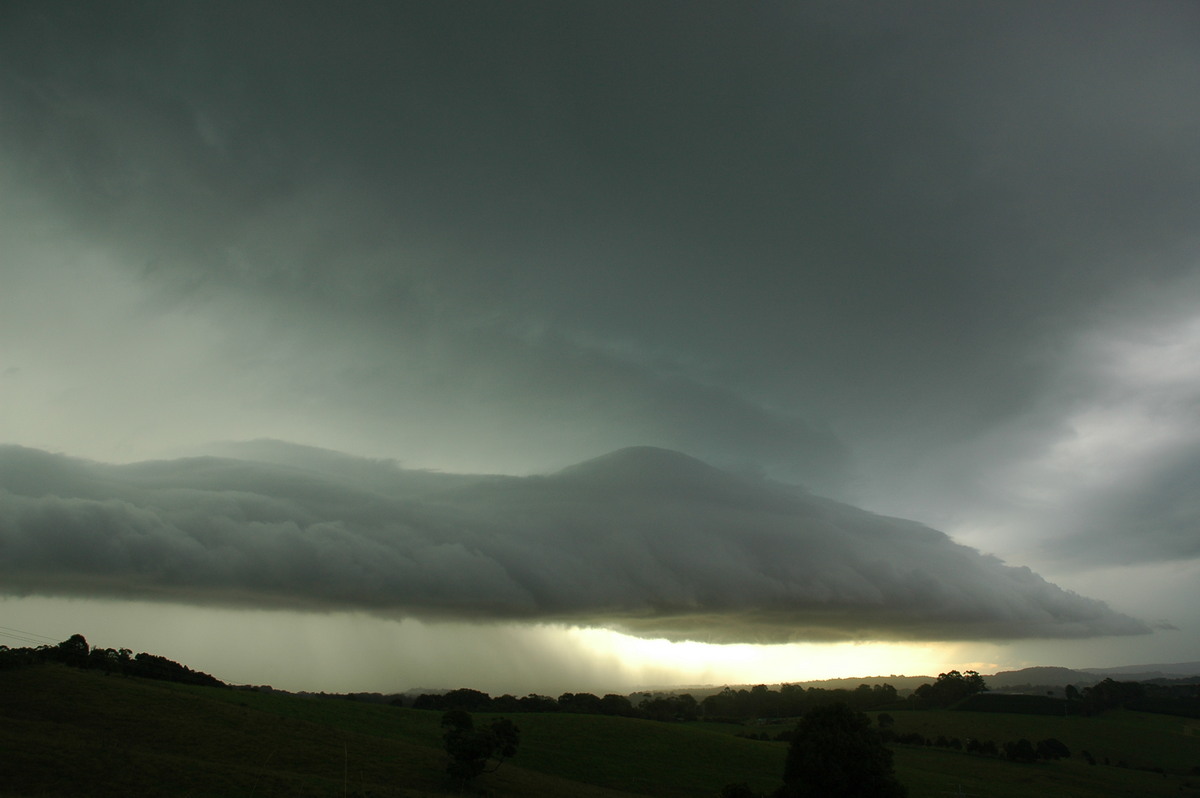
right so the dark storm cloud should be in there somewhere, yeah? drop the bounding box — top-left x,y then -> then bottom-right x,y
3,0 -> 1200,578
4,4 -> 1197,432
0,0 -> 856,481
0,444 -> 1148,643
1043,447 -> 1200,567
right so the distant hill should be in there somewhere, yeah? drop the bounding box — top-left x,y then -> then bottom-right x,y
696,662 -> 1200,697
970,661 -> 1200,690
985,666 -> 1100,689
1083,662 -> 1200,680
773,675 -> 934,693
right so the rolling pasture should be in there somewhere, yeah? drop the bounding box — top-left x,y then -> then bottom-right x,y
2,664 -> 1198,797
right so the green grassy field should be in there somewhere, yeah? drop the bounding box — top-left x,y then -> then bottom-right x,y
740,707 -> 1200,798
0,665 -> 777,797
891,706 -> 1200,798
2,664 -> 1198,797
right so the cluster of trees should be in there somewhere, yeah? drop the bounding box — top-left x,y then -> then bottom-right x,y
411,686 -> 694,720
907,670 -> 988,708
412,672 -> 990,727
1003,737 -> 1071,762
0,634 -> 224,688
701,682 -> 898,721
1066,678 -> 1200,718
879,721 -> 1069,762
693,671 -> 987,723
410,682 -> 908,723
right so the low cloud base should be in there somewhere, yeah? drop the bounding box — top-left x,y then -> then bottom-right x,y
0,443 -> 1148,643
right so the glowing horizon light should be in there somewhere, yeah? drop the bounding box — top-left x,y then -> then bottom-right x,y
563,626 -> 1009,688
2,595 -> 1022,696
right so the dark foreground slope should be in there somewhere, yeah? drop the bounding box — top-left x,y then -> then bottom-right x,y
887,707 -> 1200,797
0,664 -> 781,797
3,663 -> 1199,797
729,705 -> 1200,798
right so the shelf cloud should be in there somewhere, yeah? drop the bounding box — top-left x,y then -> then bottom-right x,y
0,443 -> 1147,644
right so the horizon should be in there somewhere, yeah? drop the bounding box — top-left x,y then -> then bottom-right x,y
3,2 -> 1199,696
9,622 -> 1198,699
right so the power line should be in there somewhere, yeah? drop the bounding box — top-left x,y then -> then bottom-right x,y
0,624 -> 59,641
0,625 -> 62,647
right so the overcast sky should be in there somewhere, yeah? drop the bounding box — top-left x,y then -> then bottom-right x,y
2,1 -> 1199,694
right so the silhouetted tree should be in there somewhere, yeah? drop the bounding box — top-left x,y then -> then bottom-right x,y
492,693 -> 522,712
599,693 -> 636,716
127,652 -> 223,687
1003,738 -> 1037,762
702,687 -> 743,718
1034,738 -> 1070,760
441,687 -> 494,712
870,683 -> 899,705
55,634 -> 89,667
910,670 -> 987,708
558,691 -> 602,714
412,693 -> 445,710
703,682 -> 902,722
440,710 -> 519,785
517,693 -> 558,712
1082,678 -> 1146,713
640,693 -> 699,722
779,703 -> 906,797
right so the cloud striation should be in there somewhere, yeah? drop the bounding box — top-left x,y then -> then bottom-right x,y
0,443 -> 1147,644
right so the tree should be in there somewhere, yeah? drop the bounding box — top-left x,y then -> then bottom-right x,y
1082,678 -> 1145,712
441,710 -> 519,785
1036,738 -> 1070,760
1003,738 -> 1037,763
779,703 -> 906,797
55,634 -> 89,667
518,693 -> 559,712
910,670 -> 987,708
872,683 -> 899,705
441,687 -> 494,712
639,693 -> 699,722
492,693 -> 522,712
558,691 -> 602,714
598,693 -> 636,716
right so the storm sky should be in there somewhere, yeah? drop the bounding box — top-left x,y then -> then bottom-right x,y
2,1 -> 1199,693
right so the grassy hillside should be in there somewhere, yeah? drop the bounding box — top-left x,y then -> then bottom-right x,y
888,707 -> 1200,798
740,707 -> 1200,798
0,664 -> 779,797
3,664 -> 1199,797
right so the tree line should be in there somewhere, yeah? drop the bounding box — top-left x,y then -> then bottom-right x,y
408,681 -> 907,722
0,634 -> 225,688
410,670 -> 997,723
878,718 -> 1071,764
1067,677 -> 1200,718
